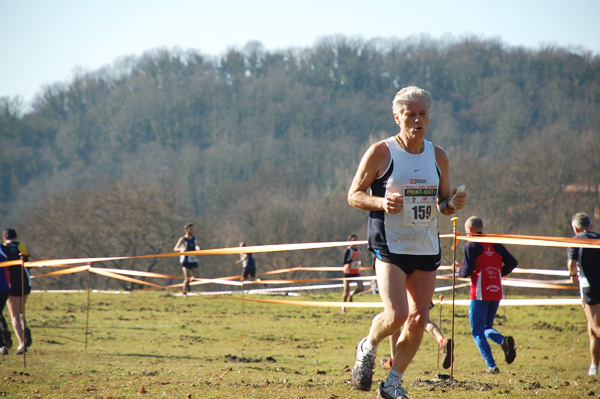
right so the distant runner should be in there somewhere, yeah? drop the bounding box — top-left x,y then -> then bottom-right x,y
174,223 -> 200,294
341,234 -> 364,313
567,212 -> 600,376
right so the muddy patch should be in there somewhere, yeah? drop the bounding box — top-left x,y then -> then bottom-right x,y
412,374 -> 496,391
224,354 -> 277,363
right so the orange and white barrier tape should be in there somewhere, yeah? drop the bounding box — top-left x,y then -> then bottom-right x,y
511,268 -> 569,276
502,278 -> 575,290
222,296 -> 583,308
2,234 -> 598,270
0,234 -> 594,305
457,233 -> 600,248
0,240 -> 367,269
29,263 -> 579,292
202,281 -> 472,297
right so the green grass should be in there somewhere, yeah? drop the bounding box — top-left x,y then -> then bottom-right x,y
0,290 -> 597,398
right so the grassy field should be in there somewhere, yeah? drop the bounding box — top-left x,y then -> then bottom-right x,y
0,289 -> 596,399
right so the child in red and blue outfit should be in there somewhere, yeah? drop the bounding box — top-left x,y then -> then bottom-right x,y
458,216 -> 518,373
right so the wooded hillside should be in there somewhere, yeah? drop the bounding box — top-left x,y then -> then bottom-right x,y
1,35 -> 598,289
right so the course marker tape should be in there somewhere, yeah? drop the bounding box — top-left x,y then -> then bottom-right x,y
511,268 -> 569,276
3,234 -> 597,270
201,282 -> 472,296
224,297 -> 583,308
0,240 -> 367,269
458,233 -> 600,248
3,235 -> 589,301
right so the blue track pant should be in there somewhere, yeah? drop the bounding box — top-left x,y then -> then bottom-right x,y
469,299 -> 505,368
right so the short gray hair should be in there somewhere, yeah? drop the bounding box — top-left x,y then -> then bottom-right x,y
572,212 -> 592,230
465,216 -> 483,231
392,86 -> 432,115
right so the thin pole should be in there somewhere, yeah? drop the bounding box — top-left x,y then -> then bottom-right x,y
85,262 -> 92,349
450,217 -> 459,380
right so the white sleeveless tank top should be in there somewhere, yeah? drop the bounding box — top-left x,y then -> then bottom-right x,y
380,136 -> 440,255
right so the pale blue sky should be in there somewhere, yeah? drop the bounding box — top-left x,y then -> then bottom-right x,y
1,0 -> 599,109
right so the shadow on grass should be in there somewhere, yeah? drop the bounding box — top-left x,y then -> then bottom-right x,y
36,325 -> 158,332
102,353 -> 204,360
44,334 -> 85,344
89,325 -> 160,331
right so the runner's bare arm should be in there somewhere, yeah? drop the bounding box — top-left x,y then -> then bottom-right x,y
174,237 -> 184,251
348,142 -> 403,214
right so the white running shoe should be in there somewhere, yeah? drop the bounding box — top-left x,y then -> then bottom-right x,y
351,337 -> 376,391
589,365 -> 598,376
377,380 -> 409,399
15,344 -> 26,355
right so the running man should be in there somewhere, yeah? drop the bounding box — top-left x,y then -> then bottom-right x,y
237,242 -> 256,282
3,228 -> 43,355
0,245 -> 11,355
347,86 -> 466,399
342,234 -> 364,313
567,212 -> 600,376
174,223 -> 201,294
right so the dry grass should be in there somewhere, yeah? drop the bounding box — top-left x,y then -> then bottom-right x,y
0,290 -> 597,398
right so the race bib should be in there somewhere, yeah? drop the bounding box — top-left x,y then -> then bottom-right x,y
187,255 -> 198,263
403,185 -> 438,227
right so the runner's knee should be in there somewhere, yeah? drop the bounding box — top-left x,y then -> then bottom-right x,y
405,312 -> 429,332
383,308 -> 408,332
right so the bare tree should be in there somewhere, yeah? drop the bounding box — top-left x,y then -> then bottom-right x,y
19,176 -> 192,290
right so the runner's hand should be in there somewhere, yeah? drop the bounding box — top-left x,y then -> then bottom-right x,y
383,192 -> 403,214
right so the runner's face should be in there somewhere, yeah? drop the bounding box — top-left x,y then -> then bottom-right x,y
396,101 -> 429,138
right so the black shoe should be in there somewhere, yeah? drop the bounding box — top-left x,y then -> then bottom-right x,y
501,336 -> 516,364
24,327 -> 32,348
2,330 -> 12,349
